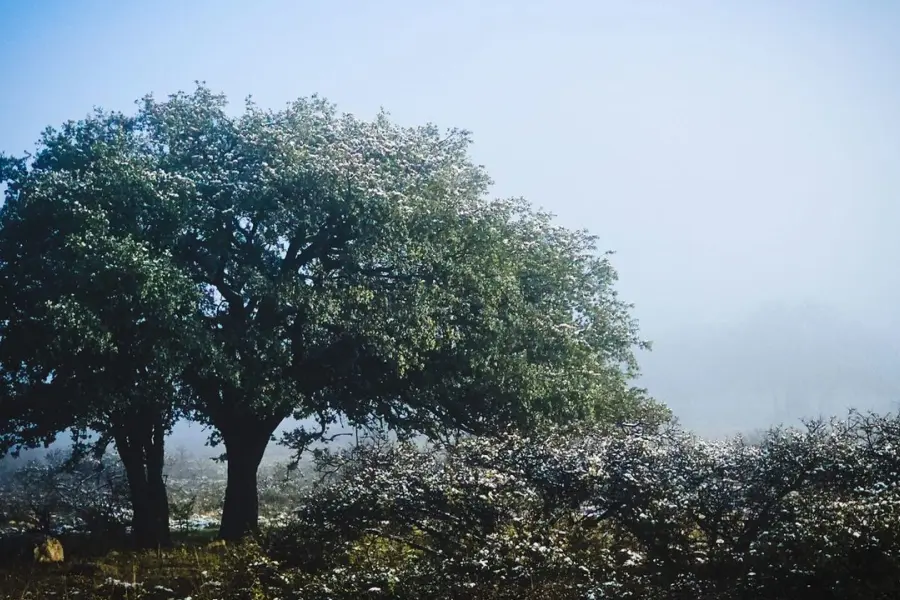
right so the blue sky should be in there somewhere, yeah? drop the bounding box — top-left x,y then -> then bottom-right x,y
3,0 -> 900,438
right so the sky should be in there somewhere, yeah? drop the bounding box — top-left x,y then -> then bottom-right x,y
2,0 -> 900,441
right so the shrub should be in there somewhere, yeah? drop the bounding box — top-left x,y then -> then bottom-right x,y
267,413 -> 900,599
0,449 -> 131,537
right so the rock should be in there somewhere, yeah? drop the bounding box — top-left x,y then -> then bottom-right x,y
34,536 -> 64,563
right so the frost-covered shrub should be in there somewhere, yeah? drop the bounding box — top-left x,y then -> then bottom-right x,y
0,449 -> 130,537
257,460 -> 312,523
269,413 -> 900,599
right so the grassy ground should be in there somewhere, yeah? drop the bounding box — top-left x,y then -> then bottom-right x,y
0,529 -> 227,600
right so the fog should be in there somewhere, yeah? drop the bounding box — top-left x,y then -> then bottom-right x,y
2,0 -> 899,456
639,302 -> 900,436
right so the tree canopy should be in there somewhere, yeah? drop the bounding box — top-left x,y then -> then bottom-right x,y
0,84 -> 667,540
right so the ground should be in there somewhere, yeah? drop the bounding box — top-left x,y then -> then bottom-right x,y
0,529 -> 226,600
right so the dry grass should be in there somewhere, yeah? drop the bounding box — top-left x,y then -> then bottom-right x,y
0,530 -> 226,600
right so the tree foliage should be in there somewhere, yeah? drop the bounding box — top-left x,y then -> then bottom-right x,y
0,123 -> 200,547
0,84 -> 664,539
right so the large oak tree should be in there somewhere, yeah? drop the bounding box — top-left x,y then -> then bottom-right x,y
0,85 -> 667,540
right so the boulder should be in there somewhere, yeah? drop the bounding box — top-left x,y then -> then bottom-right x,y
33,536 -> 64,563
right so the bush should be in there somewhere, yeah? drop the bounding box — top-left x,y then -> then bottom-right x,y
5,412 -> 900,599
0,449 -> 131,538
263,413 -> 900,599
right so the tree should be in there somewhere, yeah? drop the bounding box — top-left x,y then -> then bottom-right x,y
1,84 -> 666,539
0,133 -> 199,548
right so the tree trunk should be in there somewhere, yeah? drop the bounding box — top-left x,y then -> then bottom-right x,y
218,424 -> 273,541
145,415 -> 171,547
114,414 -> 172,549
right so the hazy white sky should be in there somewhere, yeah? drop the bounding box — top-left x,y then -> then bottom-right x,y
3,0 -> 899,437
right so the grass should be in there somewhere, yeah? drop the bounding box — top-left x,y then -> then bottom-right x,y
0,529 -> 227,600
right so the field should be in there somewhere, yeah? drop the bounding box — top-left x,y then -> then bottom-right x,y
2,418 -> 900,600
2,530 -> 223,599
0,450 -> 302,599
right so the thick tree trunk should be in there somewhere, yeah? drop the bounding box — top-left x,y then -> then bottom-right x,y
218,425 -> 272,541
114,415 -> 172,549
